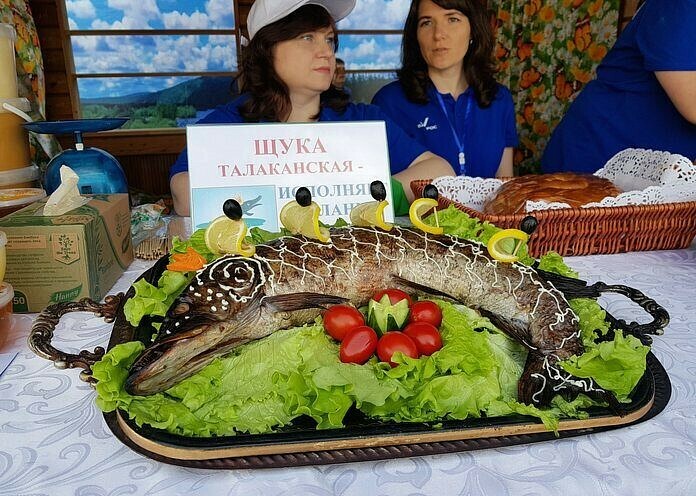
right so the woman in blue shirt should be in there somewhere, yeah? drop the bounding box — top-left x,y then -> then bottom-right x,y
170,0 -> 454,216
372,0 -> 518,178
542,0 -> 696,173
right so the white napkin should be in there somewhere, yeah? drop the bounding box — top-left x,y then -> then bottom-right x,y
42,165 -> 91,216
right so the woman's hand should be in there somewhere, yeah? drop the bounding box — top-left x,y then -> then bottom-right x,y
655,71 -> 696,124
393,151 -> 456,203
170,172 -> 191,216
496,147 -> 514,177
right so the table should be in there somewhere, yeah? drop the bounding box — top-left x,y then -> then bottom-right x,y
1,244 -> 695,496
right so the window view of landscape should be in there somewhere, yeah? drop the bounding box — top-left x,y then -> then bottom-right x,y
65,0 -> 408,129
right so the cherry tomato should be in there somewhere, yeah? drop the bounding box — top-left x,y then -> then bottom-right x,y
340,326 -> 378,364
377,331 -> 419,367
403,322 -> 443,356
323,304 -> 365,341
372,288 -> 413,306
408,300 -> 443,328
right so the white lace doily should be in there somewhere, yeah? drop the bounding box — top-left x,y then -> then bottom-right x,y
432,148 -> 696,213
431,176 -> 503,211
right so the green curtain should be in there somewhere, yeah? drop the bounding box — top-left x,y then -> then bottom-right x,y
490,0 -> 620,174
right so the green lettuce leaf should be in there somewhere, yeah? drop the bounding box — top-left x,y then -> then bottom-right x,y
122,270 -> 190,327
171,229 -> 215,261
559,330 -> 649,401
428,206 -> 532,264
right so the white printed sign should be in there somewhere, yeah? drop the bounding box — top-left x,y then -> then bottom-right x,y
186,121 -> 394,231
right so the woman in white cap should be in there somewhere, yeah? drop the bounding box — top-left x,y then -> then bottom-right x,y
169,0 -> 455,216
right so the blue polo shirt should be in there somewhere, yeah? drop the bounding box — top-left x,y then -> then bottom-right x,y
170,95 -> 427,177
372,81 -> 518,178
542,0 -> 696,173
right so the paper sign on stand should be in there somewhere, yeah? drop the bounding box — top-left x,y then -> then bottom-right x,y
186,122 -> 394,230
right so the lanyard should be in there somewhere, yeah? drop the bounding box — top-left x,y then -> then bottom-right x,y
435,91 -> 472,175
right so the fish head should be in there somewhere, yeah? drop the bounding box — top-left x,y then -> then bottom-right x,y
157,256 -> 269,341
126,256 -> 269,395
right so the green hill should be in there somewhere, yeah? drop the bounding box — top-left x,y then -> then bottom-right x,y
82,76 -> 237,109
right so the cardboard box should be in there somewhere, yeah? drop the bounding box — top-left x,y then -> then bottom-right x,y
0,194 -> 133,312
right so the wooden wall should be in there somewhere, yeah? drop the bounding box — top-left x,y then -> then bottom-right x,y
26,0 -> 642,199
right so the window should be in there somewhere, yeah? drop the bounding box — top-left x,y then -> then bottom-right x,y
334,1 -> 410,104
62,0 -> 407,129
64,0 -> 237,129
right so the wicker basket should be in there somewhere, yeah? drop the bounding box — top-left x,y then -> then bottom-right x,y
411,179 -> 696,257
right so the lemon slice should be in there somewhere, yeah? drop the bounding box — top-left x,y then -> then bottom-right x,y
487,229 -> 529,263
279,200 -> 330,243
409,198 -> 443,235
204,215 -> 256,257
350,200 -> 393,231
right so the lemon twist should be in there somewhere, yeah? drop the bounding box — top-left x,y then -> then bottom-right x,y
204,215 -> 256,257
279,200 -> 330,243
487,229 -> 528,263
350,200 -> 393,231
409,198 -> 443,235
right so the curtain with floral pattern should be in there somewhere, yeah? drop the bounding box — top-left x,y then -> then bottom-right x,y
490,0 -> 620,174
1,0 -> 45,114
1,0 -> 61,169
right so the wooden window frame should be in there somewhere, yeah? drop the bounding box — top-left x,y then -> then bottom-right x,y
57,0 -> 243,154
57,0 -> 403,155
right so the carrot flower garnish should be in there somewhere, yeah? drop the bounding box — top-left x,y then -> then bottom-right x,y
166,246 -> 207,272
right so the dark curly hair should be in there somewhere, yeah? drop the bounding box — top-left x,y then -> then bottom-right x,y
238,5 -> 349,122
398,0 -> 498,107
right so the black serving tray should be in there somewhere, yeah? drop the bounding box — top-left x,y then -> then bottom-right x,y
97,256 -> 671,469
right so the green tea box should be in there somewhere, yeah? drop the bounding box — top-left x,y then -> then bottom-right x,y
0,194 -> 133,312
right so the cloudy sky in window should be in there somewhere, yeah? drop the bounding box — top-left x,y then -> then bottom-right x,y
66,0 -> 408,98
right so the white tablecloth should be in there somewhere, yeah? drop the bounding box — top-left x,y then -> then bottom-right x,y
1,244 -> 695,496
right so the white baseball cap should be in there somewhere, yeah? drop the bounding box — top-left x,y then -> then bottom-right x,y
246,0 -> 356,40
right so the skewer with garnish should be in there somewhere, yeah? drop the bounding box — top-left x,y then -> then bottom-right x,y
487,216 -> 538,263
349,180 -> 393,231
279,187 -> 330,242
409,184 -> 444,235
204,198 -> 256,257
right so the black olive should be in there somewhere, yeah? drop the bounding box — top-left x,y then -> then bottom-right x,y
295,187 -> 312,207
370,180 -> 387,201
223,199 -> 243,220
423,184 -> 439,200
520,215 -> 538,235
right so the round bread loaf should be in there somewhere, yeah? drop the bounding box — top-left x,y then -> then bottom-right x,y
482,172 -> 621,215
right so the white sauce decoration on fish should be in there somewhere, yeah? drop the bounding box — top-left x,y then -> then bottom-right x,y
126,226 -> 608,408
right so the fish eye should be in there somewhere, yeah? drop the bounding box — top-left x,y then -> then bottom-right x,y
172,302 -> 190,316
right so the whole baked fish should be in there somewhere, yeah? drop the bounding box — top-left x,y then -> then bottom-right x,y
126,226 -> 606,405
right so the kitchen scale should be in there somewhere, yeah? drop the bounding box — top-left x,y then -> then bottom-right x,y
23,118 -> 129,195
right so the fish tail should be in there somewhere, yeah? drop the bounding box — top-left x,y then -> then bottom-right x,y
519,353 -> 615,408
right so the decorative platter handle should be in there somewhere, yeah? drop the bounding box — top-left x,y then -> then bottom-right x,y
536,268 -> 670,345
590,282 -> 670,345
27,294 -> 125,384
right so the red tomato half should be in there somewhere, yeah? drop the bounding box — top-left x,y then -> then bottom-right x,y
340,326 -> 378,364
372,288 -> 413,306
323,304 -> 365,341
403,322 -> 443,356
408,300 -> 443,328
377,331 -> 419,367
